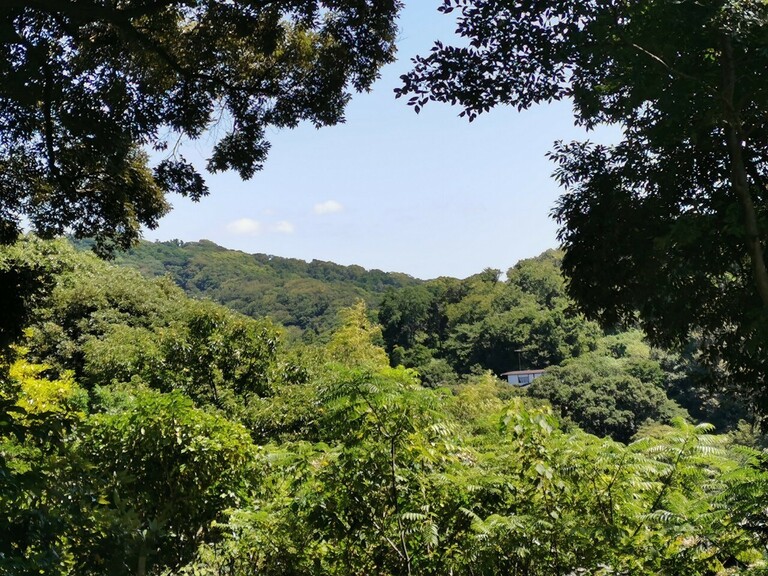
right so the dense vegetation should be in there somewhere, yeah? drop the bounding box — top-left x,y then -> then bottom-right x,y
3,237 -> 767,575
104,238 -> 746,439
4,2 -> 768,573
378,251 -> 600,377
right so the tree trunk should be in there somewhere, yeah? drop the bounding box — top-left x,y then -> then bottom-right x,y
721,35 -> 768,306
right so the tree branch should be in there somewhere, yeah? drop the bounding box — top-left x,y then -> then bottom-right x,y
390,435 -> 412,576
10,29 -> 60,179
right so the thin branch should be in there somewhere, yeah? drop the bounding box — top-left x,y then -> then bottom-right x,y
601,448 -> 630,529
629,42 -> 718,97
721,33 -> 768,306
371,518 -> 406,561
11,29 -> 60,178
630,436 -> 690,541
390,435 -> 412,576
41,52 -> 58,178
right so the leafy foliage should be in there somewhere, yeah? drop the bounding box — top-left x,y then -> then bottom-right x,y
3,238 -> 767,575
175,392 -> 768,576
77,389 -> 259,574
0,355 -> 86,576
0,237 -> 72,358
380,250 -> 601,377
528,350 -> 687,443
84,237 -> 744,433
1,238 -> 292,436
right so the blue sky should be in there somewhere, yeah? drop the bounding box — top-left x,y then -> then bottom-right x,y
148,2 -> 615,280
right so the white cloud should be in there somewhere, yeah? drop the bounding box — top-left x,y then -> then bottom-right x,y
226,218 -> 262,235
226,217 -> 296,236
272,220 -> 295,234
314,200 -> 344,215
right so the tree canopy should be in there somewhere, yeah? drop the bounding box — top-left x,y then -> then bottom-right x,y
399,0 -> 768,411
0,0 -> 401,252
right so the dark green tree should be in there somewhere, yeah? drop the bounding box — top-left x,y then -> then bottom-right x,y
528,354 -> 687,443
7,239 -> 286,424
506,249 -> 565,309
153,300 -> 280,406
0,0 -> 401,251
439,254 -> 599,374
0,237 -> 70,355
399,0 -> 768,410
376,249 -> 599,377
378,286 -> 435,352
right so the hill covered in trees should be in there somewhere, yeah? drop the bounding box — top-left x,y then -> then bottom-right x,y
72,238 -> 422,338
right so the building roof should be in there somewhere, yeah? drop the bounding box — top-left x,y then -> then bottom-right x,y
499,368 -> 547,376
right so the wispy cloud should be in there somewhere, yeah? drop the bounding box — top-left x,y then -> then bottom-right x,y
314,200 -> 344,215
272,220 -> 295,234
226,218 -> 262,235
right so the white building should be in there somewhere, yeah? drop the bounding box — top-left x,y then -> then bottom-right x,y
500,368 -> 547,386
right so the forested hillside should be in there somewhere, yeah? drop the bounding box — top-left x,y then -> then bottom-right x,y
3,237 -> 768,575
72,238 -> 421,338
90,238 -> 747,439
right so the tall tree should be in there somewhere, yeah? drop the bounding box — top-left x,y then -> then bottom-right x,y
399,1 -> 768,407
0,0 -> 401,252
